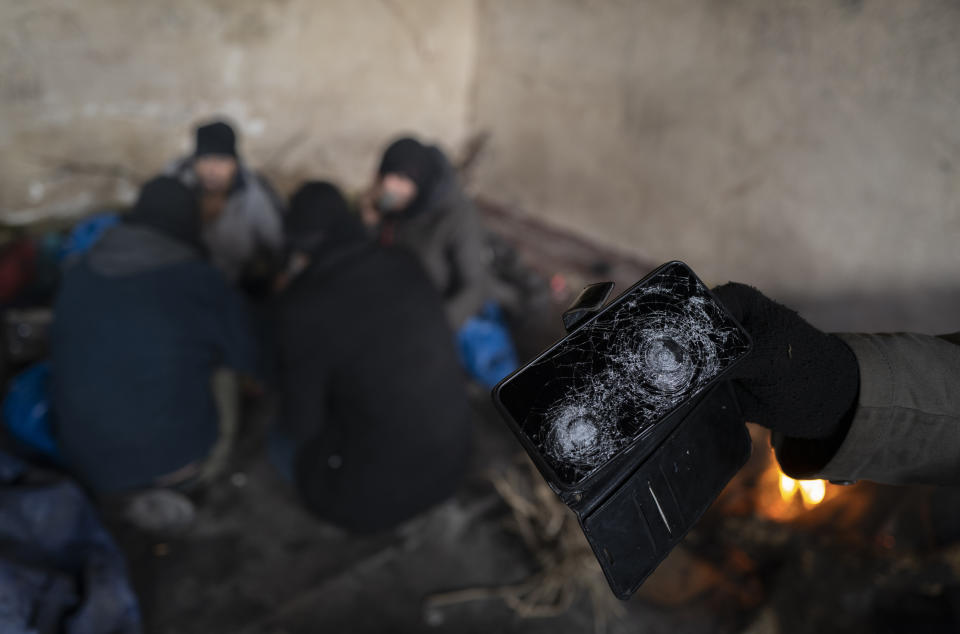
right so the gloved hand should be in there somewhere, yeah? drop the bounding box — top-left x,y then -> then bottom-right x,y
712,283 -> 860,440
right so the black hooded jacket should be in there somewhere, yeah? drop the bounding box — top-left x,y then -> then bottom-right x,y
376,138 -> 491,328
272,182 -> 472,532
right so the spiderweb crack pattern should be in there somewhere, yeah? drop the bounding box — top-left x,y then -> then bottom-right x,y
520,264 -> 750,485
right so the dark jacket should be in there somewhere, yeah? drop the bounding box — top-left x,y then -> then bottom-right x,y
51,223 -> 258,493
379,148 -> 491,328
778,332 -> 960,485
272,243 -> 472,533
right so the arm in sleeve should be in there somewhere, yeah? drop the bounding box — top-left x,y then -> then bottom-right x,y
805,332 -> 960,485
248,174 -> 286,254
443,200 -> 491,329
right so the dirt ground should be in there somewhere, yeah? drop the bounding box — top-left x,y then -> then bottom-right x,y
101,210 -> 960,634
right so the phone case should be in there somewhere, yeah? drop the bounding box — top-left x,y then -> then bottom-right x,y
492,261 -> 753,598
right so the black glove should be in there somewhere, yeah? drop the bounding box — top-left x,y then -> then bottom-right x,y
712,283 -> 860,440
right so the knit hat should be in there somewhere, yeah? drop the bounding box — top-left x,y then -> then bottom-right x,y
194,121 -> 237,158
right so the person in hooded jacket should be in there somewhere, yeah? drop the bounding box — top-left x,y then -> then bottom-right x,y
51,176 -> 258,497
360,137 -> 492,330
271,181 -> 472,533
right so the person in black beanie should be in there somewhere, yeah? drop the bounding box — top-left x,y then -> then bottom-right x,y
167,119 -> 285,285
713,282 -> 960,485
52,176 -> 259,528
360,136 -> 493,330
271,180 -> 472,533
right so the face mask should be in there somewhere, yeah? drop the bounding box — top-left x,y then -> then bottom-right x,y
377,190 -> 406,214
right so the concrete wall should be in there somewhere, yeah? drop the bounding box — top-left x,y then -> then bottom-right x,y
470,0 -> 960,295
3,0 -> 958,297
0,0 -> 477,222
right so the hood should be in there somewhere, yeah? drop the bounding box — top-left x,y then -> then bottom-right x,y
87,223 -> 198,277
378,139 -> 459,218
286,181 -> 367,255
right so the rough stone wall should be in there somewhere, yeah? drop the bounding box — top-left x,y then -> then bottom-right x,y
0,0 -> 477,222
469,0 -> 960,294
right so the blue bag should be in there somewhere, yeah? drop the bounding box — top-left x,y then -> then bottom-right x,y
2,361 -> 60,462
457,302 -> 519,389
60,212 -> 120,262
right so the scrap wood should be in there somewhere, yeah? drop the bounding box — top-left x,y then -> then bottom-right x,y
424,456 -> 624,633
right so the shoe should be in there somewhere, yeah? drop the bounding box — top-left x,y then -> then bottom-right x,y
123,488 -> 196,533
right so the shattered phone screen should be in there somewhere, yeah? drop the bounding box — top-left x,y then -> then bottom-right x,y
495,262 -> 751,487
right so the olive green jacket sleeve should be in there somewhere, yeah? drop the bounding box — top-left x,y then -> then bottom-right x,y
811,332 -> 960,485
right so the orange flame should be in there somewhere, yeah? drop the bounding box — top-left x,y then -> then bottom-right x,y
778,473 -> 797,498
746,430 -> 837,521
778,472 -> 826,508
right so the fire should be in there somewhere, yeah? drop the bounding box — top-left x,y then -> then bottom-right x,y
780,475 -> 826,508
778,473 -> 797,497
756,450 -> 832,520
797,479 -> 826,506
734,427 -> 842,521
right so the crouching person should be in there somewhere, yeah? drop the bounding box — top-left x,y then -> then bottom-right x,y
271,181 -> 472,533
167,119 -> 285,287
51,176 -> 259,529
360,136 -> 519,388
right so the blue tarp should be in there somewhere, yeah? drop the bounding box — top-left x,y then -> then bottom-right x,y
0,450 -> 142,634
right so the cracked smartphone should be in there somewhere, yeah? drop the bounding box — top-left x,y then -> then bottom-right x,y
492,261 -> 753,598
